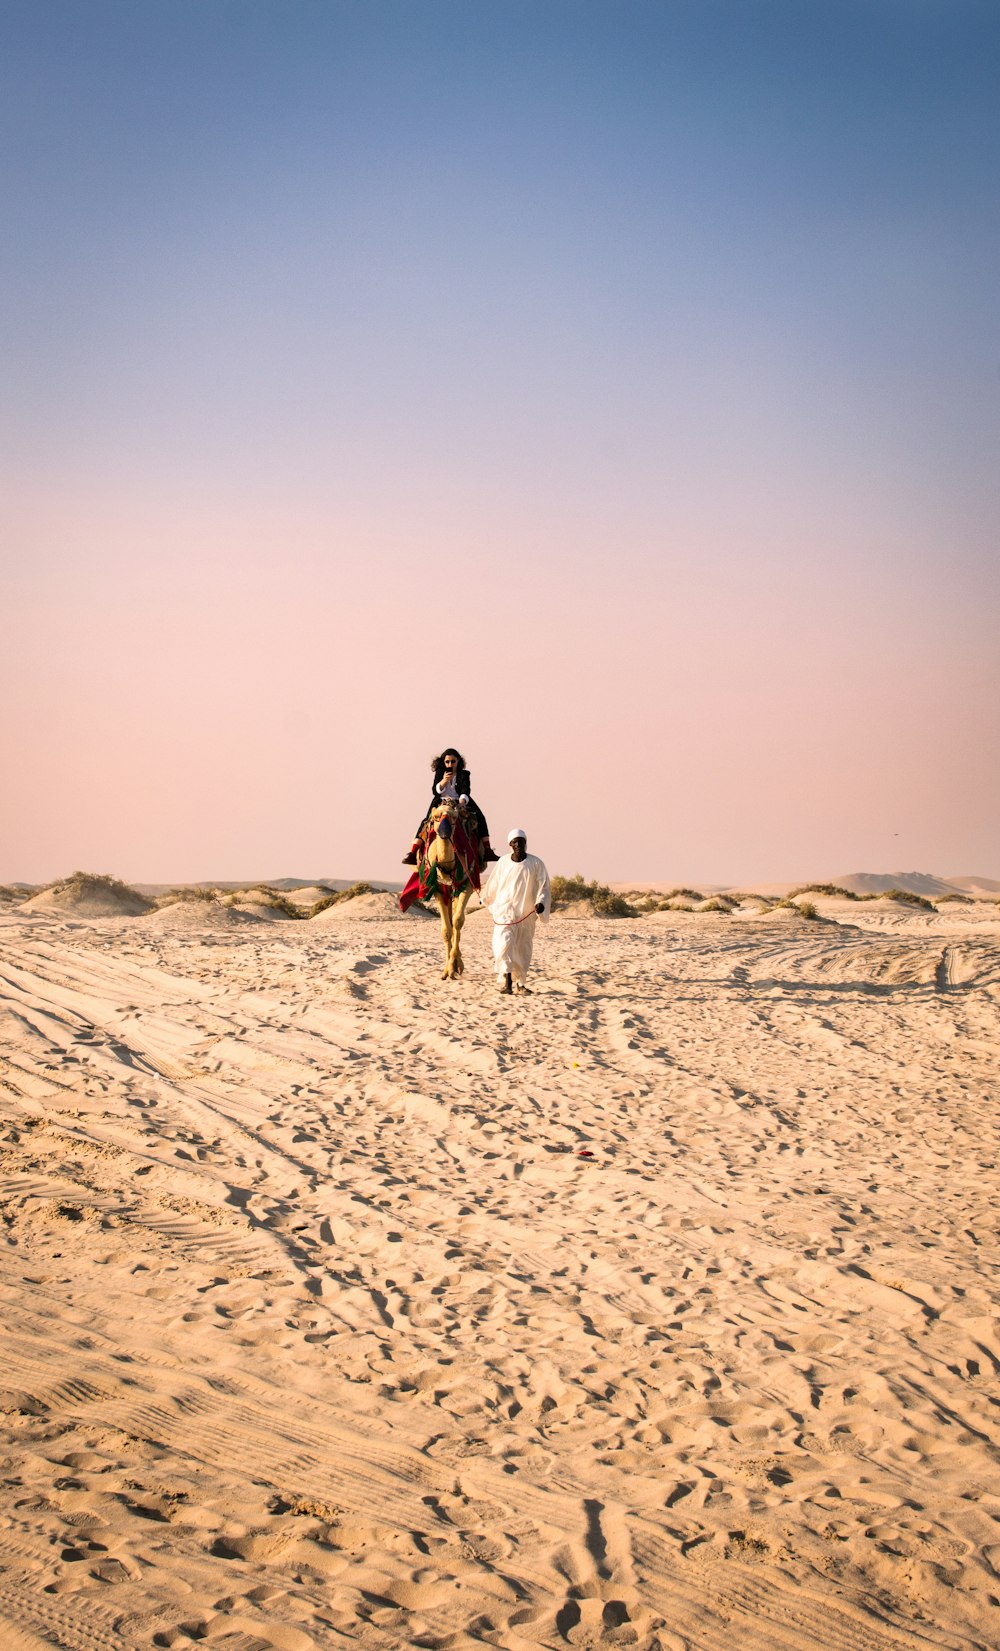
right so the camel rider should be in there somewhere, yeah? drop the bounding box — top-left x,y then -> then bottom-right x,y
403,747 -> 498,869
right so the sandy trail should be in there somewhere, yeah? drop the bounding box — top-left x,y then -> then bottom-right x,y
1,901 -> 998,1651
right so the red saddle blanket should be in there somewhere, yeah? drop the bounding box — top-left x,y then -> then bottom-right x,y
399,819 -> 481,913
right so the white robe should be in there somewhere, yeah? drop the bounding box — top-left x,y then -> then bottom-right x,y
480,852 -> 551,981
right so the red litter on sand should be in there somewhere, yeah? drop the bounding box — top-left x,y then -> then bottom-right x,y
577,1149 -> 594,1159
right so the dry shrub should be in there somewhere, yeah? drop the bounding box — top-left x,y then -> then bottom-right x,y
51,871 -> 140,899
880,888 -> 936,911
789,883 -> 858,901
39,872 -> 153,913
155,886 -> 219,908
772,898 -> 819,919
700,898 -> 732,915
633,887 -> 708,913
223,886 -> 306,918
310,882 -> 379,915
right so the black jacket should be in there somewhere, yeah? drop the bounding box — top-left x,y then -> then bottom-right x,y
430,759 -> 473,799
421,764 -> 489,839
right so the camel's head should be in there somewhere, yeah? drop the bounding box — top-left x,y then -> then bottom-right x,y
429,799 -> 461,833
427,801 -> 458,872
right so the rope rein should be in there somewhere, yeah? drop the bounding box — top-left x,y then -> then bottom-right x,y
425,817 -> 546,927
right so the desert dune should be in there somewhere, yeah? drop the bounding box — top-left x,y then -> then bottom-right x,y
1,883 -> 998,1650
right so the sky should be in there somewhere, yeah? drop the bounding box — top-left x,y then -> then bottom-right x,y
2,0 -> 998,886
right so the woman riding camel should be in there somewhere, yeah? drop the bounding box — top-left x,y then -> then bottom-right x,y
403,748 -> 498,869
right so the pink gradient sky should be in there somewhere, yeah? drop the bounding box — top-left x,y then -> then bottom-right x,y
3,2 -> 998,886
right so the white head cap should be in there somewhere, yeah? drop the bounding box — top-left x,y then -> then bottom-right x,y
507,827 -> 527,844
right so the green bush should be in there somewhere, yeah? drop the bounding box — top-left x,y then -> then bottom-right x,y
550,874 -> 591,905
550,875 -> 636,917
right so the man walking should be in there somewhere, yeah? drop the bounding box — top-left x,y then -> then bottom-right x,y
479,829 -> 551,995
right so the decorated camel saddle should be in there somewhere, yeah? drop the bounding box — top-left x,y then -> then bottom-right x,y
398,799 -> 481,916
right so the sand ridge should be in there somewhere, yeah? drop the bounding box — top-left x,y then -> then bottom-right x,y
0,900 -> 998,1650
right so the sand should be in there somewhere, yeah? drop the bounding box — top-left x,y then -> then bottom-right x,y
20,879 -> 154,919
1,894 -> 998,1651
310,892 -> 431,923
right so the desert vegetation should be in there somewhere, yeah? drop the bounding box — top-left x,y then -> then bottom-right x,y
550,875 -> 636,917
771,898 -> 820,919
310,883 -> 380,916
5,871 -> 984,929
51,871 -> 146,901
29,872 -> 154,914
879,888 -> 936,911
629,887 -> 708,913
221,886 -> 306,919
155,886 -> 220,908
789,883 -> 862,901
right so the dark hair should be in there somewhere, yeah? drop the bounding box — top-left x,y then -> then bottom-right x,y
431,747 -> 466,770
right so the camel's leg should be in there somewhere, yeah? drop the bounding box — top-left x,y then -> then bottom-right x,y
446,888 -> 471,979
436,894 -> 454,979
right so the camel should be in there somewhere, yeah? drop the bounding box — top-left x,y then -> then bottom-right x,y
424,800 -> 478,980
